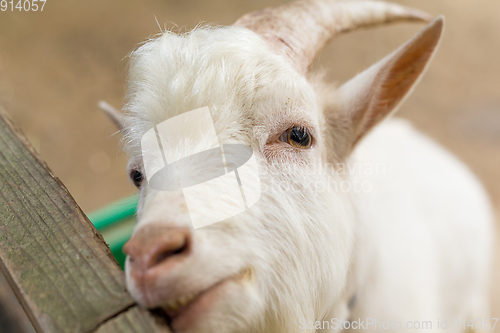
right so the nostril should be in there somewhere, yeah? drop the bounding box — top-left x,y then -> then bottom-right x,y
150,238 -> 189,267
124,227 -> 192,270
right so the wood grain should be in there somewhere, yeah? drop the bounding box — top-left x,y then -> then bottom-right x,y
0,109 -> 171,333
92,307 -> 170,333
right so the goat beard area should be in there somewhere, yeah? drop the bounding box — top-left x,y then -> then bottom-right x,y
127,161 -> 354,333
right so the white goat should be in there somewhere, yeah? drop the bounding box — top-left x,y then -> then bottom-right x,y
104,1 -> 495,332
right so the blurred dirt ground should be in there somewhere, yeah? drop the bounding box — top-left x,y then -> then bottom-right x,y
0,0 -> 499,323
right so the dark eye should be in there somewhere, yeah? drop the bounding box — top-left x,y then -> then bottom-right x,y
280,127 -> 312,149
130,170 -> 144,188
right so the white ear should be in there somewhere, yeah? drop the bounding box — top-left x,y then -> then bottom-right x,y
328,16 -> 444,158
98,100 -> 126,131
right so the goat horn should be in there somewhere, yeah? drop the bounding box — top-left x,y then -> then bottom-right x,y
234,0 -> 432,75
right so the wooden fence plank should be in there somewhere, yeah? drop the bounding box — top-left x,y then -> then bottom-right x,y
92,307 -> 170,333
0,268 -> 36,333
0,109 -> 171,333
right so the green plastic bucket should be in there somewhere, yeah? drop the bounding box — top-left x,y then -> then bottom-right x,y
87,194 -> 138,269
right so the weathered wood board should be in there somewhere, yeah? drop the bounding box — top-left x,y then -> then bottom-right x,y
92,307 -> 170,333
0,109 -> 171,333
0,268 -> 36,333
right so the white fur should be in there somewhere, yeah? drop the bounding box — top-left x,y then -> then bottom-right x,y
348,119 -> 494,332
121,25 -> 494,333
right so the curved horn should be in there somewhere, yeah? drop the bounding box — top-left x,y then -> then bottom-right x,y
234,0 -> 432,75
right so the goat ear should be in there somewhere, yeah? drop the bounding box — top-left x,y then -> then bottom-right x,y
329,16 -> 443,158
98,100 -> 126,131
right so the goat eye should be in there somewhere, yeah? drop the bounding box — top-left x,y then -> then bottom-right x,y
280,127 -> 312,149
130,170 -> 144,188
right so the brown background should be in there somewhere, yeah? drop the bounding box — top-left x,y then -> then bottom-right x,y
1,0 -> 499,320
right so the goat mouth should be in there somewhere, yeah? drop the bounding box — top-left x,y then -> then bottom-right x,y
160,267 -> 254,326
